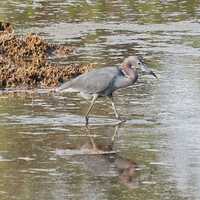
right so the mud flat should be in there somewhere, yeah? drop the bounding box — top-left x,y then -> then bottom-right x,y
0,22 -> 95,89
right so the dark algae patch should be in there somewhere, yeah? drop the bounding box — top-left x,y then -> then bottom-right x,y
0,22 -> 95,89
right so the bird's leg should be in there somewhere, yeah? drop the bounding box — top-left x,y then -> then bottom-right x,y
109,96 -> 120,119
85,94 -> 98,125
109,96 -> 126,122
111,124 -> 120,142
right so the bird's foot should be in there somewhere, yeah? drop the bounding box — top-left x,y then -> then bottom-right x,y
116,116 -> 126,123
85,116 -> 89,126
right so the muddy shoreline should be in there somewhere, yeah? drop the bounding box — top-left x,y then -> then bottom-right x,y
0,22 -> 95,89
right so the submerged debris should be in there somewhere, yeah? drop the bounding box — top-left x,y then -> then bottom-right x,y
0,22 -> 13,33
0,22 -> 95,89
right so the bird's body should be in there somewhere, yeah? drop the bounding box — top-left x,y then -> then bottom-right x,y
57,56 -> 157,125
58,66 -> 138,99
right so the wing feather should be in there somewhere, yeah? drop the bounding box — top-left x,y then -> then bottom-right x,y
59,67 -> 119,94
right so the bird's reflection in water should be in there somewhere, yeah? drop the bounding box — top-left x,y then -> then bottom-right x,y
56,124 -> 140,189
83,124 -> 120,153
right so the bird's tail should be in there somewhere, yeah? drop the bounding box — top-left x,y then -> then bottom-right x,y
55,80 -> 74,93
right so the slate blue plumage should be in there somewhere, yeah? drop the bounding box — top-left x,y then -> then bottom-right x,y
58,56 -> 157,125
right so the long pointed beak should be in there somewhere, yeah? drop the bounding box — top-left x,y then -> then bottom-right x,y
149,70 -> 158,79
141,63 -> 158,79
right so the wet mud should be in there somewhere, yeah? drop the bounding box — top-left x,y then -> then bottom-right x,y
0,22 -> 95,89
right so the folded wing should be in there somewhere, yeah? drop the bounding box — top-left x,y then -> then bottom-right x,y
58,67 -> 120,94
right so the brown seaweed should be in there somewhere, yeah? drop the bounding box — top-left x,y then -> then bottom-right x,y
0,22 -> 95,89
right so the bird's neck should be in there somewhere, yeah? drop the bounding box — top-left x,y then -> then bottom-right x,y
120,66 -> 138,82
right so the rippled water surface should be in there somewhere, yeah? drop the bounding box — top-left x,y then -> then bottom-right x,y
1,0 -> 200,199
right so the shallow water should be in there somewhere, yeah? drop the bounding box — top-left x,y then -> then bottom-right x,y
0,0 -> 200,199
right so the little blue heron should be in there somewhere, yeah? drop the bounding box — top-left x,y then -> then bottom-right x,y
57,56 -> 157,125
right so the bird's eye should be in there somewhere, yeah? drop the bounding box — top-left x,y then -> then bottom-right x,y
138,62 -> 141,65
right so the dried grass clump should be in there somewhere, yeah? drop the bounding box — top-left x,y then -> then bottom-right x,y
0,22 -> 95,89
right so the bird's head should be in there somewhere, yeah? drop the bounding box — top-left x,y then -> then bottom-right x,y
122,56 -> 157,79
